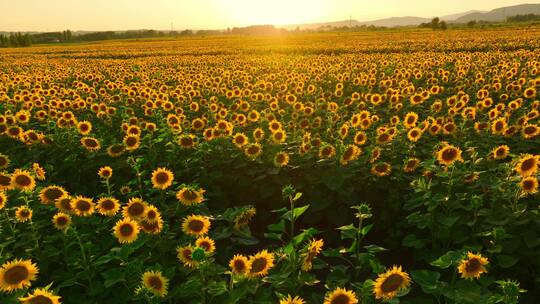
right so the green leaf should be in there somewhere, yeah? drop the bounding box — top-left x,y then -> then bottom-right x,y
411,270 -> 443,295
430,250 -> 464,269
207,281 -> 228,296
267,220 -> 285,232
496,254 -> 518,268
102,268 -> 126,288
337,224 -> 357,240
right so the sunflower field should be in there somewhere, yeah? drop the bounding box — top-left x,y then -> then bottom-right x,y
0,27 -> 539,304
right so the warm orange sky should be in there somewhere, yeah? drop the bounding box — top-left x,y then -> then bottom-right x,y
0,0 -> 536,31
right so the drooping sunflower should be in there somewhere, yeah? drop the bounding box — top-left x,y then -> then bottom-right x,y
0,153 -> 9,169
301,238 -> 324,271
324,287 -> 358,304
491,145 -> 510,160
340,145 -> 361,166
435,144 -> 463,166
274,151 -> 290,167
280,295 -> 306,304
151,167 -> 174,190
514,154 -> 539,177
0,191 -> 6,209
177,245 -> 198,268
141,270 -> 169,297
122,197 -> 148,219
371,162 -> 392,177
10,169 -> 36,192
457,252 -> 489,280
520,176 -> 538,195
39,185 -> 67,204
229,254 -> 249,275
96,197 -> 121,216
71,196 -> 95,217
233,207 -> 256,230
107,144 -> 126,157
0,259 -> 39,293
195,236 -> 216,253
19,287 -> 61,304
98,166 -> 113,179
181,215 -> 211,236
52,212 -> 72,231
32,163 -> 46,181
80,137 -> 101,152
176,187 -> 205,206
373,265 -> 411,300
247,250 -> 274,278
15,206 -> 33,222
113,218 -> 140,244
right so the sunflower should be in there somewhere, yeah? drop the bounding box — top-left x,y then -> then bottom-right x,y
113,218 -> 140,244
142,270 -> 168,297
182,215 -> 211,236
195,236 -> 216,253
301,239 -> 324,271
340,145 -> 361,166
272,129 -> 287,144
247,250 -> 274,277
319,144 -> 336,159
0,259 -> 38,293
521,124 -> 539,139
10,169 -> 36,192
373,265 -> 411,300
274,151 -> 290,167
244,143 -> 262,159
0,191 -> 6,209
229,254 -> 249,275
122,197 -> 148,219
144,205 -> 161,223
233,207 -> 256,230
96,197 -> 121,216
80,137 -> 101,152
71,196 -> 95,217
178,134 -> 197,148
514,154 -> 539,177
123,135 -> 141,151
0,153 -> 9,169
520,176 -> 538,195
177,245 -> 198,268
371,162 -> 392,177
120,185 -> 132,195
458,252 -> 489,280
491,145 -> 510,160
55,196 -> 73,213
107,144 -> 126,157
403,112 -> 418,128
323,287 -> 358,304
407,128 -> 422,142
15,206 -> 33,222
19,287 -> 61,304
404,158 -> 421,173
52,212 -> 72,231
280,295 -> 306,304
77,120 -> 92,135
176,187 -> 205,206
232,133 -> 249,148
436,144 -> 463,166
139,216 -> 164,234
151,167 -> 174,190
39,185 -> 67,204
32,163 -> 46,181
353,131 -> 367,146
0,172 -> 11,191
98,166 -> 113,179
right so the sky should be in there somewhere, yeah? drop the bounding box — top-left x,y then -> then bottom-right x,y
0,0 -> 536,32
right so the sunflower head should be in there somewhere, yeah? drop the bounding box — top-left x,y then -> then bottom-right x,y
98,166 -> 113,179
515,154 -> 539,177
324,287 -> 358,304
15,206 -> 33,222
142,270 -> 169,297
123,197 -> 148,219
151,167 -> 174,190
96,197 -> 121,216
176,187 -> 205,206
280,295 -> 306,304
247,250 -> 274,278
458,252 -> 489,280
19,286 -> 61,304
52,212 -> 72,231
520,176 -> 538,196
113,218 -> 140,244
229,254 -> 249,275
182,214 -> 211,236
436,144 -> 463,166
177,245 -> 198,268
10,169 -> 36,192
0,259 -> 39,293
373,265 -> 411,300
71,196 -> 95,217
195,236 -> 216,253
39,185 -> 67,204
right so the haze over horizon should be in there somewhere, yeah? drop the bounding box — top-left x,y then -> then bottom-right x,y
0,0 -> 537,32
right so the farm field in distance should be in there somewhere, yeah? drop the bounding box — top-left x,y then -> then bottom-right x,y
0,27 -> 539,303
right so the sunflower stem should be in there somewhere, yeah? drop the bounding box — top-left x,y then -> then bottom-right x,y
72,227 -> 94,293
289,194 -> 295,243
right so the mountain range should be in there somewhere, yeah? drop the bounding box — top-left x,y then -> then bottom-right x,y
281,3 -> 540,30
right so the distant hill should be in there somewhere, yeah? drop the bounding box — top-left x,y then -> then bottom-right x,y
280,3 -> 540,30
440,10 -> 486,21
454,3 -> 540,23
